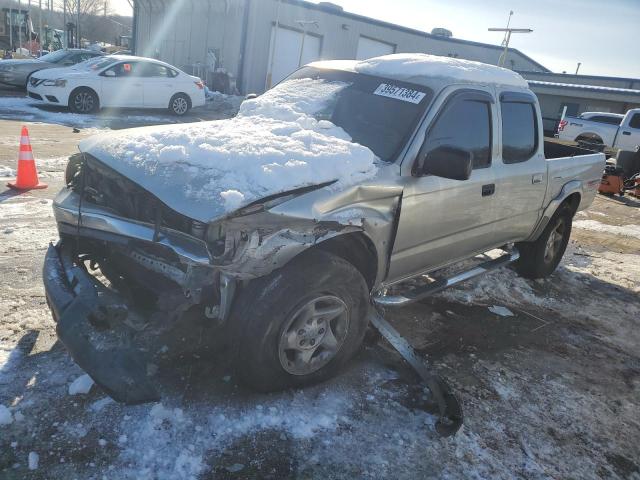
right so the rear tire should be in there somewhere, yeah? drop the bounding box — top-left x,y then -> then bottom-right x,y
169,93 -> 191,116
515,204 -> 573,279
231,250 -> 370,392
69,87 -> 99,114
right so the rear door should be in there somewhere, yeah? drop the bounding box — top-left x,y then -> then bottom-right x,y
138,61 -> 178,108
615,111 -> 640,151
100,61 -> 144,108
388,88 -> 500,283
492,91 -> 547,244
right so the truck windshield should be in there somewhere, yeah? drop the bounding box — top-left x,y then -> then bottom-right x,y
283,67 -> 433,162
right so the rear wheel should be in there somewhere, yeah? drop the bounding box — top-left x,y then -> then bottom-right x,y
69,88 -> 99,114
169,93 -> 191,116
515,204 -> 573,279
232,250 -> 370,392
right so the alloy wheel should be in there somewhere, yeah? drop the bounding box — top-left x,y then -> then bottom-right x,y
278,295 -> 350,376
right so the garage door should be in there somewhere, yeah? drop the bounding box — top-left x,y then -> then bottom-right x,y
356,36 -> 395,60
267,26 -> 322,88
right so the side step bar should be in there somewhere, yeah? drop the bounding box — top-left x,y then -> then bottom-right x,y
374,249 -> 520,308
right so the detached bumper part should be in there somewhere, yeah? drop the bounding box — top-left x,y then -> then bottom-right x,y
43,243 -> 160,404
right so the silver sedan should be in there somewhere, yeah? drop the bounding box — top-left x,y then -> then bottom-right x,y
0,49 -> 103,88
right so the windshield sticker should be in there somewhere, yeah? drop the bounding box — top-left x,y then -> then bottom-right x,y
373,83 -> 426,104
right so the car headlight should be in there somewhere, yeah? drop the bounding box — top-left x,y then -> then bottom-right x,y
42,79 -> 67,87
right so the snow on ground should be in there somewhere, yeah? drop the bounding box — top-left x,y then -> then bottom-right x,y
0,165 -> 16,178
353,53 -> 529,88
574,218 -> 640,238
80,78 -> 378,219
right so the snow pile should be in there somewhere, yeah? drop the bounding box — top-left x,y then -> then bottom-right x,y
354,53 -> 529,88
28,451 -> 39,470
574,219 -> 640,238
68,374 -> 94,395
0,165 -> 16,178
0,404 -> 13,425
114,390 -> 352,479
81,77 -> 378,218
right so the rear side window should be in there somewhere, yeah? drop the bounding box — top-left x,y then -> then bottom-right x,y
590,115 -> 622,125
425,98 -> 492,169
139,62 -> 178,78
501,101 -> 537,163
629,113 -> 640,129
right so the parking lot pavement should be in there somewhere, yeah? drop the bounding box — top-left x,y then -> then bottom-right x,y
0,89 -> 243,129
0,116 -> 639,479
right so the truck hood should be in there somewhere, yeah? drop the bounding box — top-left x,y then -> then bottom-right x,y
79,78 -> 379,223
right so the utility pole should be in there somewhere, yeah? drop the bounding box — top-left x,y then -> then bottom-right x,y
265,0 -> 282,89
488,12 -> 532,68
575,62 -> 582,75
38,0 -> 42,55
18,0 -> 23,52
77,0 -> 81,48
63,0 -> 67,48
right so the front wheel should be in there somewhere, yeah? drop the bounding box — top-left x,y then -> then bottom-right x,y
231,250 -> 370,392
69,88 -> 99,114
514,204 -> 573,279
169,93 -> 191,116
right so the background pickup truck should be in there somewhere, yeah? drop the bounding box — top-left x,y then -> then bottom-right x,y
557,108 -> 640,152
44,54 -> 605,404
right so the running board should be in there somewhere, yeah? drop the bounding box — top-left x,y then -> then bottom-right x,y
374,249 -> 520,308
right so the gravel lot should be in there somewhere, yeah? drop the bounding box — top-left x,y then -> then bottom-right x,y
0,99 -> 639,479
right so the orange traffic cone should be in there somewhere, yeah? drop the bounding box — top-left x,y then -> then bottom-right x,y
7,126 -> 47,190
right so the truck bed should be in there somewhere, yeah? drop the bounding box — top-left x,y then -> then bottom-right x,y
544,140 -> 605,212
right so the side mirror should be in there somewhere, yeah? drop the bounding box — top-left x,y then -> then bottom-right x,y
419,145 -> 473,181
103,70 -> 116,77
245,93 -> 258,100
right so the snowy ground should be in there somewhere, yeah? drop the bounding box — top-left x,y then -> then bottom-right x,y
0,115 -> 639,479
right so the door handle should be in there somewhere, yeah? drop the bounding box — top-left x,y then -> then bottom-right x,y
532,174 -> 543,184
622,131 -> 631,136
481,184 -> 495,197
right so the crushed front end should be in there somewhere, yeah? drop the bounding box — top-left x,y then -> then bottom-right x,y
44,155 -> 233,403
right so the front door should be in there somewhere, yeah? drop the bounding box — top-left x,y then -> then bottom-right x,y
100,61 -> 144,108
387,89 -> 500,283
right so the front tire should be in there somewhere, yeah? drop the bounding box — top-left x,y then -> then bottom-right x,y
69,87 -> 99,114
169,93 -> 191,116
514,204 -> 573,279
232,250 -> 370,392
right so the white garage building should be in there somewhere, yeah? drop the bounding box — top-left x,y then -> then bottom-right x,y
132,0 -> 549,94
132,0 -> 640,135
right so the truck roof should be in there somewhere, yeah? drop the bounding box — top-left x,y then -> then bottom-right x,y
309,53 -> 530,89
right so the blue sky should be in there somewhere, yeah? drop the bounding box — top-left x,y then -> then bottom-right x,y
112,0 -> 640,78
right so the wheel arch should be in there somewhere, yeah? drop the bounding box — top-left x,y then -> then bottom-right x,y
526,184 -> 582,242
170,92 -> 192,107
312,231 -> 379,290
68,85 -> 100,109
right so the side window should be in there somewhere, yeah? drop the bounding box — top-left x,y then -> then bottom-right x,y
629,113 -> 640,129
424,97 -> 492,169
105,62 -> 140,77
139,62 -> 175,78
501,101 -> 538,164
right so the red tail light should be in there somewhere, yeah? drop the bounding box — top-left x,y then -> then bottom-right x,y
194,79 -> 204,90
558,119 -> 568,132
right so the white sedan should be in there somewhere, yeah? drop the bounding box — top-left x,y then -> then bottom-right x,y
26,55 -> 206,115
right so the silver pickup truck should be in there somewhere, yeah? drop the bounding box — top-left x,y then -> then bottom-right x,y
43,54 -> 605,404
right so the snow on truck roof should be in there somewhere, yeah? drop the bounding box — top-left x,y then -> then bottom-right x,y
310,53 -> 530,89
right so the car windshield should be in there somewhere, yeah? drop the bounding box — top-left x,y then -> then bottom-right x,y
283,67 -> 433,162
76,56 -> 118,71
39,50 -> 71,63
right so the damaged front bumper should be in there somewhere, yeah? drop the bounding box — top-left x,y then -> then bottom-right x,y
44,242 -> 160,404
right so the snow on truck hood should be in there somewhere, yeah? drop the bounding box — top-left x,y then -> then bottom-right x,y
79,78 -> 378,223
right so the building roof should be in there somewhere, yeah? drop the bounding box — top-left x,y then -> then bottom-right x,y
286,0 -> 551,72
519,70 -> 640,86
527,80 -> 640,97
